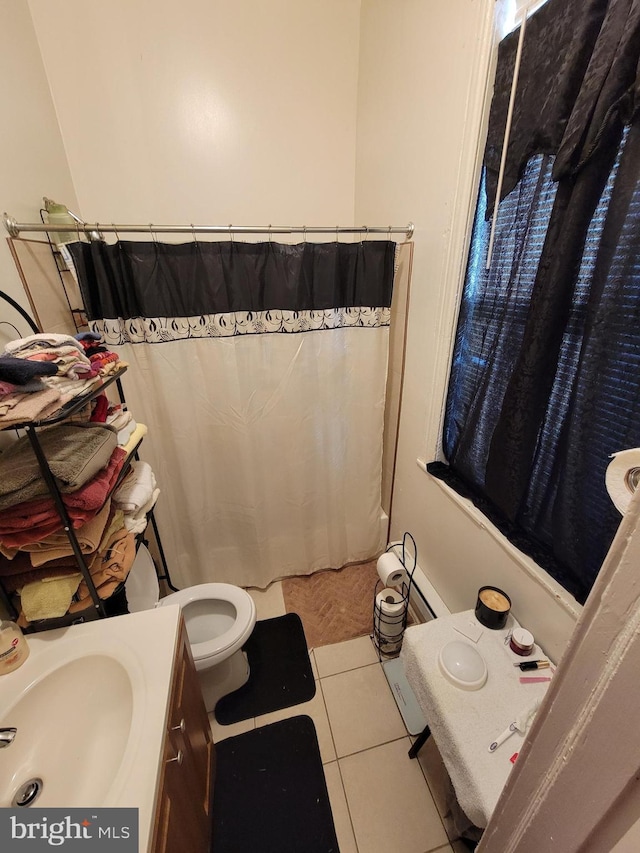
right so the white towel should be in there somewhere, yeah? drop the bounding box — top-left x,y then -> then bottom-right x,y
116,419 -> 138,447
124,488 -> 160,534
4,333 -> 84,355
113,460 -> 156,513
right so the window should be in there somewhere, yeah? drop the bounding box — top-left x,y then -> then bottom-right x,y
431,0 -> 640,604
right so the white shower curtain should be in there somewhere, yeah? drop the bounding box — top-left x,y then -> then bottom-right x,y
69,238 -> 399,589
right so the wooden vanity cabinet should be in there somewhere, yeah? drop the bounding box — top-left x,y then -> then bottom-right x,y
151,617 -> 215,853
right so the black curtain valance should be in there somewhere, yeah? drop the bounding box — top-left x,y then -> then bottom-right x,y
485,0 -> 640,218
68,240 -> 396,322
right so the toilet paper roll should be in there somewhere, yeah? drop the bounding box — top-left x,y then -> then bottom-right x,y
376,589 -> 405,637
377,551 -> 408,587
374,588 -> 406,651
605,448 -> 640,515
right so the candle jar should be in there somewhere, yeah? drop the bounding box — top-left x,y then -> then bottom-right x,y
474,586 -> 511,629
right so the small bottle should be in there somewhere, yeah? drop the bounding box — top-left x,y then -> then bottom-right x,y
0,620 -> 30,674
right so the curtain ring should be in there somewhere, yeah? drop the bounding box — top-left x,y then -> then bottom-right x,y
388,225 -> 392,241
191,224 -> 198,244
269,225 -> 273,243
303,225 -> 307,244
149,223 -> 158,244
335,225 -> 339,243
229,224 -> 234,243
75,221 -> 82,243
112,223 -> 120,243
363,225 -> 369,242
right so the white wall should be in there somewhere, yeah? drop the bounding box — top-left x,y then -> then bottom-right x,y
27,0 -> 360,228
0,0 -> 78,341
355,0 -> 579,661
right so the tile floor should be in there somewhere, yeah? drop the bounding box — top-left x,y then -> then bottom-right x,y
208,582 -> 470,853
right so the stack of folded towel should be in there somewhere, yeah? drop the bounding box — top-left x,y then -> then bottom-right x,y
0,332 -> 127,428
112,460 -> 160,535
0,392 -> 158,623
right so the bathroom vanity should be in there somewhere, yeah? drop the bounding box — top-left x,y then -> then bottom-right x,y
151,611 -> 214,853
0,604 -> 214,852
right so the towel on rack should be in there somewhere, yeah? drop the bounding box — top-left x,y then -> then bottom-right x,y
0,448 -> 127,541
112,458 -> 155,513
17,501 -> 112,567
0,387 -> 63,427
96,508 -> 126,552
0,518 -> 64,549
116,419 -> 138,447
90,394 -> 109,423
0,355 -> 59,384
4,333 -> 85,356
0,551 -> 80,593
123,488 -> 160,534
105,405 -> 132,432
119,422 -> 147,456
0,378 -> 47,397
19,573 -> 82,622
23,344 -> 93,375
0,423 -> 117,510
70,526 -> 136,611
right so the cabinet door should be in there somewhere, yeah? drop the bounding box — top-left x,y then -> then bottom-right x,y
154,730 -> 208,853
152,620 -> 214,853
172,633 -> 214,823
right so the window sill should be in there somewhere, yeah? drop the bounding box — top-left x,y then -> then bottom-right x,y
416,457 -> 582,620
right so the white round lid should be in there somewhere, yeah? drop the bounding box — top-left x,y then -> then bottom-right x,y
512,627 -> 534,647
438,640 -> 488,691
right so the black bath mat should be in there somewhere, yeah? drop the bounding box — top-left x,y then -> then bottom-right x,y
214,612 -> 315,725
212,715 -> 339,853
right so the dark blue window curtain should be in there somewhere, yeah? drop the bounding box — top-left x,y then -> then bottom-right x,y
430,0 -> 640,604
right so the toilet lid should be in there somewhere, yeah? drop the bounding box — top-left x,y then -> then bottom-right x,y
159,583 -> 256,661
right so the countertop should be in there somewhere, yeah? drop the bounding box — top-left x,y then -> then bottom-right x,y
0,604 -> 182,852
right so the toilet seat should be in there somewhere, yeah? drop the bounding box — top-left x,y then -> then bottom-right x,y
158,583 -> 256,662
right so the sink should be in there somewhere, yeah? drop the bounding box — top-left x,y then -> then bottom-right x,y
0,638 -> 145,808
0,606 -> 181,850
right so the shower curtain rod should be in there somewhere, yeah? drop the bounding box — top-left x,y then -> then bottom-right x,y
3,214 -> 414,240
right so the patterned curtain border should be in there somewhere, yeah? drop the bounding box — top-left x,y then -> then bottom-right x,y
90,306 -> 391,345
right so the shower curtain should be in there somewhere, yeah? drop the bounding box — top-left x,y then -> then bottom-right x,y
68,238 -> 396,589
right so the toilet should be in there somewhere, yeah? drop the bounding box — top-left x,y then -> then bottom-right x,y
126,545 -> 257,712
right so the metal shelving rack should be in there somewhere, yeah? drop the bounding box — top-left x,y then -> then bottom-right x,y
0,366 -> 177,632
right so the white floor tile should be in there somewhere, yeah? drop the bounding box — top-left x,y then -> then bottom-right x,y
321,662 -> 406,757
323,761 -> 358,853
314,634 -> 380,678
339,737 -> 449,853
209,712 -> 255,742
245,581 -> 286,620
255,686 -> 337,764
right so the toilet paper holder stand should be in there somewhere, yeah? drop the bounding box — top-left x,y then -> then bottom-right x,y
372,534 -> 417,658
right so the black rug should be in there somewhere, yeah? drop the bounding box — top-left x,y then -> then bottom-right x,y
214,613 -> 316,725
212,715 -> 340,853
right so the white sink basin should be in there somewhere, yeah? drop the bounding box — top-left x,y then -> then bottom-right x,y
0,652 -> 135,807
0,605 -> 182,844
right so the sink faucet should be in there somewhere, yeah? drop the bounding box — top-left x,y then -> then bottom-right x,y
0,728 -> 16,748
